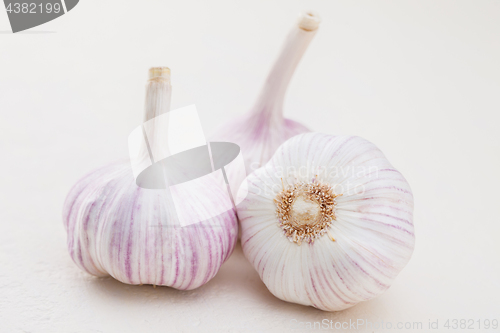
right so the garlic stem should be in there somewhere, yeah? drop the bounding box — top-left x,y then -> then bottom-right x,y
252,11 -> 320,124
141,67 -> 172,164
144,67 -> 172,122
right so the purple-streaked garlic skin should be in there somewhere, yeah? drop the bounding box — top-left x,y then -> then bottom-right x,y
213,114 -> 308,174
63,161 -> 238,290
237,133 -> 415,311
210,12 -> 320,175
63,67 -> 239,289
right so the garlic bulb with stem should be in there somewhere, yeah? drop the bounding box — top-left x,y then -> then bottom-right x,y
237,133 -> 415,311
210,11 -> 320,175
63,67 -> 238,290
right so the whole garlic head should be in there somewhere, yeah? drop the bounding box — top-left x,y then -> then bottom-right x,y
63,68 -> 238,289
210,12 -> 320,175
237,133 -> 415,311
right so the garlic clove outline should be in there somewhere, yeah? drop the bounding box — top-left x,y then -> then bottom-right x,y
63,68 -> 239,289
210,11 -> 321,176
237,133 -> 415,311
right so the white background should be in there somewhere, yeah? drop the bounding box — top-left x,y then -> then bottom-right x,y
1,0 -> 499,332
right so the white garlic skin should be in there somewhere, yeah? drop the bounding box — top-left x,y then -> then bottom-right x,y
237,133 -> 415,311
63,162 -> 237,290
210,12 -> 320,174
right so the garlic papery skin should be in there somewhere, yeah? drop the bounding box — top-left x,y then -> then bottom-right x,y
210,11 -> 320,175
63,68 -> 238,290
237,133 -> 415,311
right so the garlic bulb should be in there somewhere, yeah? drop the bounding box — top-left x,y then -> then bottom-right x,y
237,133 -> 415,311
63,68 -> 238,289
210,11 -> 320,174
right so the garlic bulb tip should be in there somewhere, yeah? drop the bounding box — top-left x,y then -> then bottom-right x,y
298,11 -> 320,31
148,67 -> 171,82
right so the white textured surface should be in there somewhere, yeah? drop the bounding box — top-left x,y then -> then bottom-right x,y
1,0 -> 499,332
